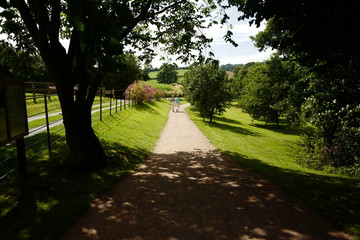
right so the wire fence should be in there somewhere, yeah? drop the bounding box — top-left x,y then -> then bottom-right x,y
0,88 -> 134,181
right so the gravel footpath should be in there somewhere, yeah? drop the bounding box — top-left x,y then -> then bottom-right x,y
60,104 -> 354,240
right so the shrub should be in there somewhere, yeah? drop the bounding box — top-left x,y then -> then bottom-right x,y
295,127 -> 360,177
125,81 -> 164,103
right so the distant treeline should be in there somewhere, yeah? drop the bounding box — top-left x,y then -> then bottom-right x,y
149,66 -> 189,72
220,63 -> 245,72
149,64 -> 246,72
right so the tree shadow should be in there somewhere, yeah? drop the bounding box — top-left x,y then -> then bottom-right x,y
212,115 -> 242,125
222,150 -> 360,234
207,121 -> 259,136
250,122 -> 314,136
132,101 -> 165,113
59,150 -> 354,240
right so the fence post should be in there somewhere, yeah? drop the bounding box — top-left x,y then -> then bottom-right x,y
129,90 -> 131,108
47,83 -> 51,101
109,96 -> 112,116
115,98 -> 118,113
32,82 -> 37,103
124,91 -> 126,110
16,137 -> 28,181
100,88 -> 103,121
44,96 -> 52,159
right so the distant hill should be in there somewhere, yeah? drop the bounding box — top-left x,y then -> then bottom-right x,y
220,64 -> 244,71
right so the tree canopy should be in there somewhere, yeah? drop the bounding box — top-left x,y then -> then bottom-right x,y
183,61 -> 231,122
235,55 -> 309,126
0,40 -> 50,81
102,52 -> 142,90
157,63 -> 178,84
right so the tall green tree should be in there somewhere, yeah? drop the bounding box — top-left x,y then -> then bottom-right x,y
157,63 -> 178,84
0,1 -> 222,167
0,40 -> 50,82
236,55 -> 309,126
141,66 -> 151,81
183,61 -> 231,122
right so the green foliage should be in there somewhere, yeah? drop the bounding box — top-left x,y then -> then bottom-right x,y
220,63 -> 243,72
298,69 -> 360,170
102,52 -> 142,90
183,61 -> 231,122
140,66 -> 151,81
235,55 -> 310,126
0,41 -> 50,82
229,0 -> 360,171
157,63 -> 178,84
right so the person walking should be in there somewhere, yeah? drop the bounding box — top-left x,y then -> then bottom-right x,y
175,97 -> 181,112
170,96 -> 175,112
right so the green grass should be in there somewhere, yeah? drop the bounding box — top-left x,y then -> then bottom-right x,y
25,94 -> 112,117
147,80 -> 174,91
148,68 -> 188,80
187,106 -> 360,239
0,100 -> 170,240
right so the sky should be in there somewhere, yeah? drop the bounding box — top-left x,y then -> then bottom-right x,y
151,6 -> 276,68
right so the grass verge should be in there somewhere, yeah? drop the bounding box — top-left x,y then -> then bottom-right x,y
187,106 -> 360,239
0,100 -> 170,240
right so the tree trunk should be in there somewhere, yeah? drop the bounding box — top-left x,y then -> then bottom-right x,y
64,106 -> 107,169
52,65 -> 107,169
209,108 -> 214,123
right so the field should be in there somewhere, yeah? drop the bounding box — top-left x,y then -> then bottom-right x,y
148,68 -> 188,80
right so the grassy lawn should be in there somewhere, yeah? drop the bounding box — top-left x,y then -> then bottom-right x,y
25,94 -> 112,117
149,68 -> 188,80
0,100 -> 170,240
187,106 -> 360,239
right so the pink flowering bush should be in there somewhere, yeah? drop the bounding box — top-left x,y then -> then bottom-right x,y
125,81 -> 165,103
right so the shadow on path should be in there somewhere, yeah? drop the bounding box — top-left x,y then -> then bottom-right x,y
60,151 -> 352,240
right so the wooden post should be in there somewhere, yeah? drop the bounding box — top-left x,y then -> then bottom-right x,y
44,96 -> 52,158
100,88 -> 103,121
32,82 -> 36,103
16,137 -> 28,181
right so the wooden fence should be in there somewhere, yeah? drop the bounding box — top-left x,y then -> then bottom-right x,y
24,82 -> 120,103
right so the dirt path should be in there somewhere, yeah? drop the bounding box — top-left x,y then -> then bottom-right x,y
60,104 -> 353,240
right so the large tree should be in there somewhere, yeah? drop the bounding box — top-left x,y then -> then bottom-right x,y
236,55 -> 309,126
183,61 -> 231,123
157,63 -> 178,84
0,1 -> 221,167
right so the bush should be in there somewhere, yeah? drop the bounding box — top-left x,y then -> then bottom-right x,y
125,81 -> 165,103
295,127 -> 360,177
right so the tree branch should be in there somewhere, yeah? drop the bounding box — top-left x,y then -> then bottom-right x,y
49,0 -> 62,49
153,0 -> 187,16
11,0 -> 40,46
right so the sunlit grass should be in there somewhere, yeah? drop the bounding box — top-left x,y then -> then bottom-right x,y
148,69 -> 188,80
